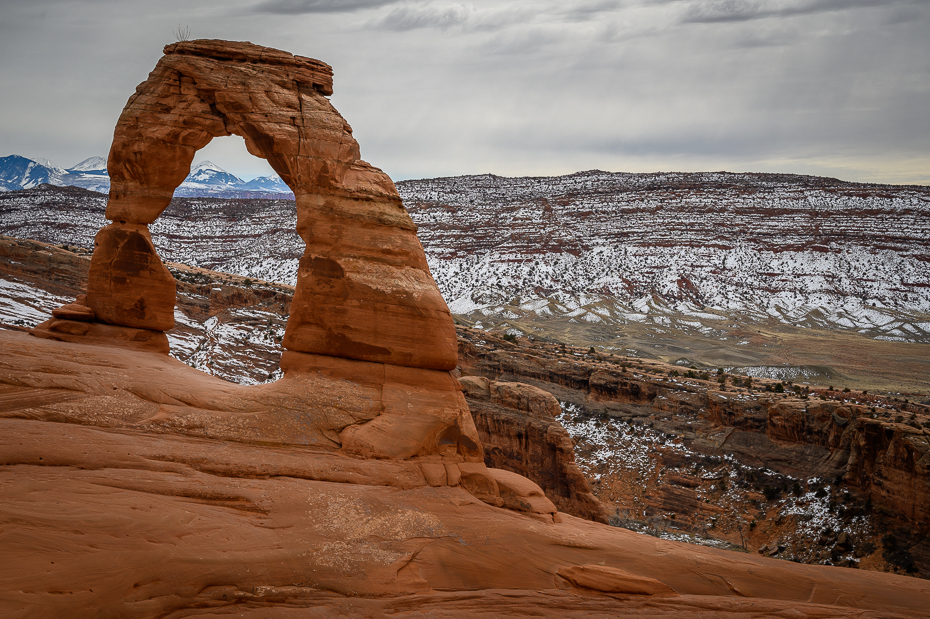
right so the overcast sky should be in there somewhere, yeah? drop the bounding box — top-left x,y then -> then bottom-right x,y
1,0 -> 928,184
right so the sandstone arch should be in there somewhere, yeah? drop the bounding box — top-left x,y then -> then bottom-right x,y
85,39 -> 457,371
32,40 -> 499,470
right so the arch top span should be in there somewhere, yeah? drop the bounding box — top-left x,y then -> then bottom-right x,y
106,38 -> 396,227
163,39 -> 334,96
79,39 -> 458,371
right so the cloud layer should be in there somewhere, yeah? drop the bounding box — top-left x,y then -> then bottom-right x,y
0,0 -> 926,184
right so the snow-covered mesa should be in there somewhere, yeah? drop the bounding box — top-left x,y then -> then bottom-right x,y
399,171 -> 930,344
1,168 -> 928,345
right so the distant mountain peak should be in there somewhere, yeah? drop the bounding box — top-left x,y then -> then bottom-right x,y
191,160 -> 227,173
69,156 -> 107,173
30,157 -> 67,174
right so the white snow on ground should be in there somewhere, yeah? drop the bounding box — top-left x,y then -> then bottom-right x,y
556,401 -> 874,562
3,172 -> 928,347
0,277 -> 73,327
0,267 -> 286,386
400,171 -> 930,343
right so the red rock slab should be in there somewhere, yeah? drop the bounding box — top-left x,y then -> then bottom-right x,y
489,467 -> 558,516
31,318 -> 170,354
7,332 -> 478,466
490,381 -> 562,418
281,350 -> 481,460
51,302 -> 95,322
3,414 -> 930,618
557,564 -> 676,595
164,38 -> 334,95
101,590 -> 929,617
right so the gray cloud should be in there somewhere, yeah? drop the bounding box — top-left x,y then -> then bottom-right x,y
376,4 -> 470,31
253,0 -> 402,14
682,0 -> 918,24
369,2 -> 543,33
0,0 -> 927,185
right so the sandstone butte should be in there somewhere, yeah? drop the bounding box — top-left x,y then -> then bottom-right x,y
2,39 -> 929,617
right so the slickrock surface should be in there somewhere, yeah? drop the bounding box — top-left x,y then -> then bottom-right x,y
3,330 -> 930,617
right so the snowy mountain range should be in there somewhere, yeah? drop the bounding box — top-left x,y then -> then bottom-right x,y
1,171 -> 928,351
0,155 -> 110,194
173,161 -> 292,198
0,155 -> 292,198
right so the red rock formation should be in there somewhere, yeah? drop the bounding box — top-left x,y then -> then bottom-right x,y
86,223 -> 175,331
58,39 -> 456,371
462,375 -> 610,524
3,329 -> 930,617
30,40 -> 489,497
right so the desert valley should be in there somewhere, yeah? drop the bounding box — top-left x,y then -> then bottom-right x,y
1,39 -> 930,618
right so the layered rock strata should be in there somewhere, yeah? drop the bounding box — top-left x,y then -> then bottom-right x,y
457,327 -> 930,572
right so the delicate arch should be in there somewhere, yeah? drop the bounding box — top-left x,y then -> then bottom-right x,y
84,40 -> 457,371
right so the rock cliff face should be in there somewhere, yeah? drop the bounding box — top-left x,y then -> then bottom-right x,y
462,375 -> 610,524
457,327 -> 930,575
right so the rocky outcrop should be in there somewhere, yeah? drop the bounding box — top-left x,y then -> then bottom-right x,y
4,328 -> 930,617
462,376 -> 609,523
29,41 -> 500,497
68,38 -> 456,371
